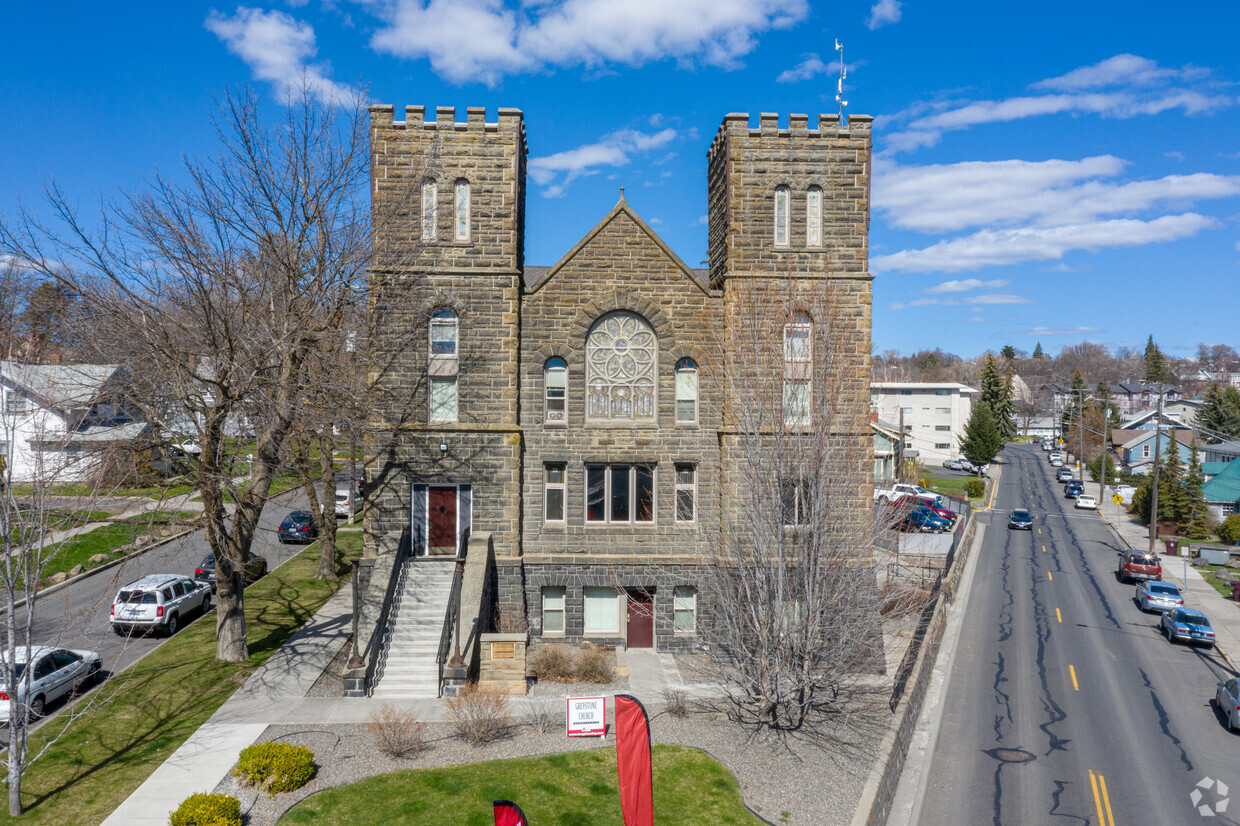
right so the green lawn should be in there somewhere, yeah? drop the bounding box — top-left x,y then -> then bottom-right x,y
1190,564 -> 1240,605
283,745 -> 762,826
921,475 -> 983,500
0,532 -> 361,825
9,482 -> 196,499
36,512 -> 201,588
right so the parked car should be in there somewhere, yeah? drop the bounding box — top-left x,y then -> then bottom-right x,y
1048,451 -> 1062,463
179,439 -> 203,456
942,458 -> 964,471
926,502 -> 959,527
1032,438 -> 1041,445
1056,468 -> 1075,482
111,574 -> 212,636
194,551 -> 269,592
902,509 -> 948,533
278,510 -> 319,544
1042,441 -> 1053,452
0,646 -> 101,723
1075,494 -> 1097,510
1050,457 -> 1064,468
1216,678 -> 1240,730
1009,508 -> 1034,530
1064,482 -> 1084,499
1135,581 -> 1183,613
1114,484 -> 1137,504
1118,551 -> 1162,584
334,487 -> 353,518
875,483 -> 943,506
1162,608 -> 1215,647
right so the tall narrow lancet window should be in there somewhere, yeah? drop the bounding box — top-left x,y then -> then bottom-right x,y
675,358 -> 698,424
421,181 -> 437,241
774,185 -> 790,246
586,312 -> 657,422
454,179 -> 470,242
544,358 -> 567,424
783,312 -> 812,427
806,186 -> 823,248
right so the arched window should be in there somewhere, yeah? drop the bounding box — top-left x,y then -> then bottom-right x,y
430,308 -> 457,356
675,358 -> 698,424
774,185 -> 790,246
783,312 -> 812,426
454,179 -> 470,242
421,181 -> 437,241
586,312 -> 657,422
544,357 -> 567,424
806,186 -> 822,248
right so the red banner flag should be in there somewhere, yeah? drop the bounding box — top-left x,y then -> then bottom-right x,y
493,799 -> 528,826
614,693 -> 654,826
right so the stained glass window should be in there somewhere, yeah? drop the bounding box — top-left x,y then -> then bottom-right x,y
586,312 -> 656,422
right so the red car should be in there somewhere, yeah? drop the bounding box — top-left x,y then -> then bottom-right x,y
926,502 -> 958,527
1118,551 -> 1161,584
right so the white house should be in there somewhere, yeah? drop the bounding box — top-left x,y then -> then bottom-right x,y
0,362 -> 147,483
870,382 -> 977,466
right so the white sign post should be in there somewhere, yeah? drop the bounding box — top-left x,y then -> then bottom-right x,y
566,696 -> 606,738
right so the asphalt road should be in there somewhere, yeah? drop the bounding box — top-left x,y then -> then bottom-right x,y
919,443 -> 1240,825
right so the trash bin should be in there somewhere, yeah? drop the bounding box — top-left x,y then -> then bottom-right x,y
1230,581 -> 1240,602
1164,538 -> 1179,556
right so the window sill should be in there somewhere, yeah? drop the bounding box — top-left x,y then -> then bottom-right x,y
584,523 -> 658,528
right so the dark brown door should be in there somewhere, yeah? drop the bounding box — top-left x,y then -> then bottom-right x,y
626,589 -> 654,649
428,486 -> 457,556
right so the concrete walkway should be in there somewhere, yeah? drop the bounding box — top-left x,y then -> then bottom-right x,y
1097,490 -> 1240,665
103,583 -> 684,823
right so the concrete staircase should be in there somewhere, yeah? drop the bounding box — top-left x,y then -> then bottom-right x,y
372,559 -> 456,699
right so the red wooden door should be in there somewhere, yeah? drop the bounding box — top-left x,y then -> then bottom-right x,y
626,590 -> 654,649
428,487 -> 457,555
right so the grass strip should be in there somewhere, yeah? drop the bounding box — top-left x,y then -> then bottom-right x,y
0,532 -> 361,825
36,512 -> 201,588
283,744 -> 763,826
921,475 -> 981,500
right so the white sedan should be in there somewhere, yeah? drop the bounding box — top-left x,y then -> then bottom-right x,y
0,646 -> 102,723
1075,494 -> 1097,510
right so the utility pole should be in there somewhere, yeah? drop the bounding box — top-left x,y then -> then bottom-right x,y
1077,387 -> 1085,482
1147,383 -> 1164,554
897,406 -> 905,483
1099,401 -> 1109,503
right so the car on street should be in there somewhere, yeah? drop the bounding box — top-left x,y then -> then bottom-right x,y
1075,494 -> 1097,509
1118,550 -> 1162,583
334,487 -> 352,518
1057,468 -> 1075,482
110,574 -> 212,636
1048,451 -> 1062,463
278,510 -> 319,544
1216,678 -> 1240,731
0,646 -> 102,723
1135,581 -> 1184,613
1050,457 -> 1064,468
1064,481 -> 1084,499
1008,508 -> 1034,530
1162,608 -> 1215,647
194,551 -> 269,592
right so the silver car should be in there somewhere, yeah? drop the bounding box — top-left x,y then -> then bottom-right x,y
1135,581 -> 1183,613
0,646 -> 102,722
1218,678 -> 1240,731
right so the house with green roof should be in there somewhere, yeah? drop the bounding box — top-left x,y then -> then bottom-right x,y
1202,460 -> 1240,522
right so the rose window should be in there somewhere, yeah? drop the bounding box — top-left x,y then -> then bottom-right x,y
586,312 -> 657,421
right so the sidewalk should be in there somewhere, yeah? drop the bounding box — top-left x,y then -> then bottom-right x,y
103,583 -> 683,824
1097,491 -> 1240,666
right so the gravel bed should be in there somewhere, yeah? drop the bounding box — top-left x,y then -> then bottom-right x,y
213,697 -> 881,826
306,637 -> 353,698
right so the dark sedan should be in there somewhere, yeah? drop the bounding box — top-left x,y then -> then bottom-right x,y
1008,508 -> 1034,530
194,551 -> 269,592
277,511 -> 319,544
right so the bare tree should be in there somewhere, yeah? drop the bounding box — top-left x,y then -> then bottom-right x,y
0,80 -> 402,662
696,278 -> 893,747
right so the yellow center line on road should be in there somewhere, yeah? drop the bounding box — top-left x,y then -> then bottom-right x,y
1069,664 -> 1079,690
1038,528 -> 1042,535
1056,608 -> 1062,623
1099,773 -> 1116,826
1090,771 -> 1107,825
1042,544 -> 1046,553
1048,571 -> 1053,581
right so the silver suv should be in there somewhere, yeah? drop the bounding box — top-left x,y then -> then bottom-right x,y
110,574 -> 212,636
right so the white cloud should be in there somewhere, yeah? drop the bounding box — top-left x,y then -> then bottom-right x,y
1021,326 -> 1101,336
528,127 -> 677,197
366,0 -> 809,86
777,53 -> 837,84
694,215 -> 708,225
866,0 -> 901,30
206,7 -> 352,101
881,55 -> 1235,153
1165,150 -> 1186,161
874,155 -> 1240,234
873,213 -> 1218,273
967,293 -> 1031,305
924,278 -> 1009,293
965,316 -> 986,324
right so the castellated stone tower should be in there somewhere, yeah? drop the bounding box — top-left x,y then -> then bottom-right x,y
362,105 -> 527,645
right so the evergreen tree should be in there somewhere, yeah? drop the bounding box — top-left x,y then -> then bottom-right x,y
1093,381 -> 1121,428
960,401 -> 1003,469
1062,369 -> 1089,437
1184,441 -> 1211,540
999,366 -> 1018,440
1032,341 -> 1045,359
1197,382 -> 1240,442
1158,432 -> 1187,524
977,354 -> 1016,442
1000,344 -> 1018,361
1143,334 -> 1168,384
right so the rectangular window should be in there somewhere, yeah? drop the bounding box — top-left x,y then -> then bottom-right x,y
934,389 -> 952,396
1142,444 -> 1151,459
673,586 -> 697,632
806,188 -> 822,248
774,187 -> 789,246
544,465 -> 565,523
784,381 -> 810,427
585,465 -> 655,524
430,317 -> 457,355
0,441 -> 8,460
935,407 -> 950,414
935,425 -> 951,432
935,443 -> 950,450
781,480 -> 810,525
4,390 -> 26,414
545,365 -> 566,423
675,465 -> 696,523
675,367 -> 697,423
542,586 -> 565,634
583,586 -> 620,633
421,182 -> 437,241
900,406 -> 912,415
454,180 -> 470,242
429,377 -> 458,422
900,389 -> 914,396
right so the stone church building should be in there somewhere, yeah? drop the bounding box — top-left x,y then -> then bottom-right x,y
357,104 -> 873,695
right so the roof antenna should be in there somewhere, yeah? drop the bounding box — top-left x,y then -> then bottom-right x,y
835,39 -> 849,124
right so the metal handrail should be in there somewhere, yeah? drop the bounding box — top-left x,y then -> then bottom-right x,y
435,528 -> 469,694
364,533 -> 411,695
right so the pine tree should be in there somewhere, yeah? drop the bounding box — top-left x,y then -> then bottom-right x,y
1032,342 -> 1045,359
1144,334 -> 1168,384
1198,382 -> 1240,442
1062,369 -> 1089,437
978,355 -> 1015,442
960,401 -> 1003,468
1184,441 -> 1211,541
1093,381 -> 1121,428
1158,432 -> 1187,524
999,366 -> 1018,440
1000,344 -> 1017,361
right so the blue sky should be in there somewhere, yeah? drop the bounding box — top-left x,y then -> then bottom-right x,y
3,1 -> 1238,358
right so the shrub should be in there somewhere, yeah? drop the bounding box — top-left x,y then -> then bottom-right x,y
577,646 -> 615,684
522,696 -> 561,734
170,793 -> 242,826
232,741 -> 316,796
368,703 -> 428,758
966,478 -> 985,499
446,684 -> 513,743
529,644 -> 577,682
663,688 -> 689,718
1220,514 -> 1240,546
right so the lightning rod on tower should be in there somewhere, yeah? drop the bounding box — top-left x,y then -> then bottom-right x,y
835,39 -> 848,124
